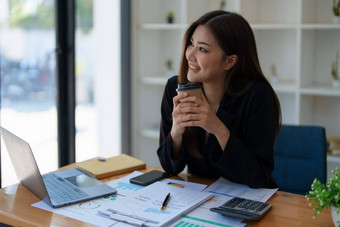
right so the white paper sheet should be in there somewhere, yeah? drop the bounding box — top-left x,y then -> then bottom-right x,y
159,177 -> 245,226
160,177 -> 245,226
204,177 -> 278,202
170,194 -> 245,227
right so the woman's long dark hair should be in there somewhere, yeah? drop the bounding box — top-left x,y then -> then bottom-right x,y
178,10 -> 281,155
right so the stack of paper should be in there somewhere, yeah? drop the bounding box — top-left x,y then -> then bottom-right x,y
98,181 -> 214,227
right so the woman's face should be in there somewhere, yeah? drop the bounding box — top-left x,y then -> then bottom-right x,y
185,25 -> 228,84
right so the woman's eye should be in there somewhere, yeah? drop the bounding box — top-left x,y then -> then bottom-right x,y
199,47 -> 207,52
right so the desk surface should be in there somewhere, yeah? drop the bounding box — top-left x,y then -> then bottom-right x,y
0,165 -> 333,227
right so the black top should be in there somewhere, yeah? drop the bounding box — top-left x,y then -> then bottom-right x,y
157,76 -> 278,188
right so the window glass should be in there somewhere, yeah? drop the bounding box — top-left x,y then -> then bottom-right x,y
0,0 -> 57,187
75,0 -> 121,162
0,0 -> 121,187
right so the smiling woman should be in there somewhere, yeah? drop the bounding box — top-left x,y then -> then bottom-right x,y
157,10 -> 282,189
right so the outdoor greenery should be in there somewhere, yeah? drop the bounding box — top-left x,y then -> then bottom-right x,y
332,50 -> 339,80
9,0 -> 54,29
76,0 -> 93,33
8,0 -> 93,33
306,168 -> 340,220
334,0 -> 340,16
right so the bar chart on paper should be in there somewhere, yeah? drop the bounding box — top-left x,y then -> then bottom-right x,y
173,220 -> 205,227
172,216 -> 234,227
115,182 -> 143,191
144,207 -> 171,215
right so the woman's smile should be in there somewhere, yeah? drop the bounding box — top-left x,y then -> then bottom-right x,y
188,64 -> 200,71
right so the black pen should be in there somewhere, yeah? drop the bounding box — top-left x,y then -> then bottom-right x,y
160,192 -> 171,210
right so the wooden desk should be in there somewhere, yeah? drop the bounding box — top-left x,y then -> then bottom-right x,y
0,166 -> 333,226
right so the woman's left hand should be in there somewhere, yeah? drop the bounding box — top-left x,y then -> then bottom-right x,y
176,94 -> 230,150
177,94 -> 222,134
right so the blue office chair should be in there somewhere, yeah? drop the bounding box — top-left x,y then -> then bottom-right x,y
272,125 -> 327,195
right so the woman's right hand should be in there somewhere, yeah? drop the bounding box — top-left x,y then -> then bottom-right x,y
171,92 -> 188,139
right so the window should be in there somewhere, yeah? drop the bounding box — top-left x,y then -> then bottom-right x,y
0,0 -> 57,187
0,0 -> 122,187
75,0 -> 121,162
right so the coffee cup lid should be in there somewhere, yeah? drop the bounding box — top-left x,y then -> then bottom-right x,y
176,82 -> 202,92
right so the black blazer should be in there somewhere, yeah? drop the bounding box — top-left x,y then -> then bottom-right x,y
157,76 -> 278,188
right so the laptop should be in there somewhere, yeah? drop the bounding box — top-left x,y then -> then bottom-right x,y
0,126 -> 117,208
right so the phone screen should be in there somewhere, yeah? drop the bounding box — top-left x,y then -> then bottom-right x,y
130,170 -> 168,186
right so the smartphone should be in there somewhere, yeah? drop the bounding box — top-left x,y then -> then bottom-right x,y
130,170 -> 169,186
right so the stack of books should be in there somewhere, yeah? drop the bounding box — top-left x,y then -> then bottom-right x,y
327,136 -> 340,155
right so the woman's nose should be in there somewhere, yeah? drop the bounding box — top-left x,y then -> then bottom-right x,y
186,47 -> 196,61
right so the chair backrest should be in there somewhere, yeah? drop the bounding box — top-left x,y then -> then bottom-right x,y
272,125 -> 327,195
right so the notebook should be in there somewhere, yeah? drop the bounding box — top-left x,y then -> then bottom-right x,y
77,154 -> 146,179
0,126 -> 117,208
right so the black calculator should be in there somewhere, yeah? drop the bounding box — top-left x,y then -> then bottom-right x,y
210,197 -> 272,221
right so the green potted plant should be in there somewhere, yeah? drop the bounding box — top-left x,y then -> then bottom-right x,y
167,11 -> 174,24
333,0 -> 340,23
306,168 -> 340,226
332,50 -> 339,88
219,0 -> 226,10
270,64 -> 278,85
165,59 -> 174,77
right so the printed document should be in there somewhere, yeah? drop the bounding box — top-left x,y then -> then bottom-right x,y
97,181 -> 213,227
170,177 -> 278,227
32,171 -> 213,227
204,177 -> 278,202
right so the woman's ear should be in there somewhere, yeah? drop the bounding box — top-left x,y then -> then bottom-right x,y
224,55 -> 238,70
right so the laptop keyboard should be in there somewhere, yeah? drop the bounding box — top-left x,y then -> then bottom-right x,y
43,174 -> 89,203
